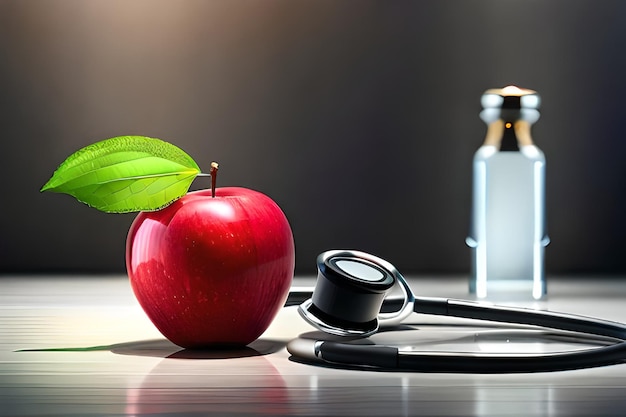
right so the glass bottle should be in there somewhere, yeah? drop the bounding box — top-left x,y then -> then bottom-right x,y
467,86 -> 549,300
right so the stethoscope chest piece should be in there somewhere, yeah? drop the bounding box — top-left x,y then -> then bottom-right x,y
298,250 -> 416,337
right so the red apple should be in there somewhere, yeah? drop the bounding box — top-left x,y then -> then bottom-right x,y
125,185 -> 295,349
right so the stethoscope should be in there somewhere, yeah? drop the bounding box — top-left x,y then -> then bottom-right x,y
284,250 -> 626,373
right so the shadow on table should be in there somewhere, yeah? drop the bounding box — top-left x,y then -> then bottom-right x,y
16,337 -> 286,359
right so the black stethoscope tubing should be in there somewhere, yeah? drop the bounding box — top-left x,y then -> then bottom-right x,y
283,250 -> 626,373
311,340 -> 626,373
286,292 -> 626,372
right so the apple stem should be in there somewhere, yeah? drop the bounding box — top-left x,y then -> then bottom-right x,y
210,162 -> 219,198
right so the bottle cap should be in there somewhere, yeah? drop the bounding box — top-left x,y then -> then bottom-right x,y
480,86 -> 540,124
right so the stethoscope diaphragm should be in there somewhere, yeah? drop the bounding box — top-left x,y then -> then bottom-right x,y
298,250 -> 415,337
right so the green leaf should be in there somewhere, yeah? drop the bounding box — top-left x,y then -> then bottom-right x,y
41,136 -> 202,213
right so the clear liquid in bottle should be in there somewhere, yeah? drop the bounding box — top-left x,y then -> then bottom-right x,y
467,86 -> 549,300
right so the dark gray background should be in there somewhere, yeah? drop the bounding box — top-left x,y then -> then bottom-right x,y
1,0 -> 625,276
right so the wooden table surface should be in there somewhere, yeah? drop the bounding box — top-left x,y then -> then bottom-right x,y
1,275 -> 626,416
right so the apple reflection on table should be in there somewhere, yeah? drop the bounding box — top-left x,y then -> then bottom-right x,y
118,338 -> 292,416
